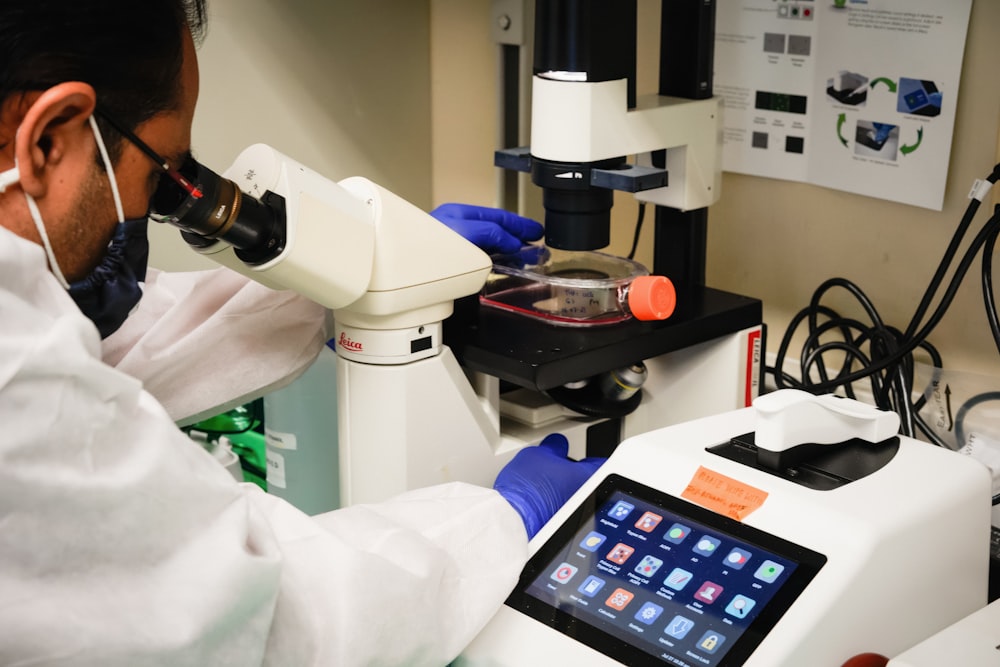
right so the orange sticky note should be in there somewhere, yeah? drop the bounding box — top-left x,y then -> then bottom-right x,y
681,466 -> 768,521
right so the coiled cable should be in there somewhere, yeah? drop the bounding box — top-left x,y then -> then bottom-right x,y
767,162 -> 1000,449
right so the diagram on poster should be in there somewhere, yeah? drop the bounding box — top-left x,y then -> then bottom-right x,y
714,0 -> 972,210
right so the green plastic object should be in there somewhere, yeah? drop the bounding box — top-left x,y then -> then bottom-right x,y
184,401 -> 268,491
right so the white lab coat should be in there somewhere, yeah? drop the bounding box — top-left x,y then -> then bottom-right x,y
102,260 -> 332,425
0,226 -> 528,666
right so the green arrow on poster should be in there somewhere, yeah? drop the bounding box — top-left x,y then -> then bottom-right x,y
837,113 -> 848,147
870,77 -> 897,92
900,126 -> 924,155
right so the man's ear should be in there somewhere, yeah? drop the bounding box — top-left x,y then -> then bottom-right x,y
12,82 -> 97,198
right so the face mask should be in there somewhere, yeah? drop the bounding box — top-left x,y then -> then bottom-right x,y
66,215 -> 149,338
0,116 -> 149,338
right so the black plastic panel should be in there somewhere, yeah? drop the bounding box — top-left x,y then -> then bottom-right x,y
445,285 -> 762,392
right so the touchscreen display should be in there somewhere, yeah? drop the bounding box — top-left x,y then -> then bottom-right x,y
506,474 -> 826,667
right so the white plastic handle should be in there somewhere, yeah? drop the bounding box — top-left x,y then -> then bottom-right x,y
754,389 -> 901,454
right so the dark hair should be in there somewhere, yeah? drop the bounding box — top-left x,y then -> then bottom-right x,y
0,0 -> 208,157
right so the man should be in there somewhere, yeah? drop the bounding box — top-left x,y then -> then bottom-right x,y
0,2 -> 599,664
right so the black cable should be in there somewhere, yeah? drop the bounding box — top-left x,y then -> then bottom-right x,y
796,278 -> 912,429
805,278 -> 894,394
908,211 -> 1000,354
782,208 -> 999,395
982,204 -> 1000,355
772,304 -> 847,390
764,163 -> 1000,446
627,202 -> 646,260
905,163 -> 1000,340
910,338 -> 943,413
904,197 -> 984,340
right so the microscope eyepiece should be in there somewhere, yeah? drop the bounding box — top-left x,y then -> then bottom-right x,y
150,156 -> 286,265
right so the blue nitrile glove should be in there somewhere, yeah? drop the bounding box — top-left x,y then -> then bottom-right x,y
430,203 -> 543,255
494,433 -> 606,539
872,122 -> 893,143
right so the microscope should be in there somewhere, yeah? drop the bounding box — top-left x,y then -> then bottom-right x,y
159,0 -> 761,508
447,0 -> 762,460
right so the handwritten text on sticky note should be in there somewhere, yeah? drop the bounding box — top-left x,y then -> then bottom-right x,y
681,466 -> 768,521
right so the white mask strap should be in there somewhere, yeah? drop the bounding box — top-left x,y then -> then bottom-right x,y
11,116 -> 124,289
0,135 -> 70,287
88,115 -> 125,223
24,184 -> 71,289
0,165 -> 19,193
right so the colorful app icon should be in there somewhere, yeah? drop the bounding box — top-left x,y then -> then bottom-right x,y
692,535 -> 721,557
579,531 -> 607,552
550,562 -> 578,584
634,601 -> 664,625
634,511 -> 663,532
725,594 -> 757,619
608,501 -> 635,521
754,560 -> 785,583
633,554 -> 664,578
664,567 -> 694,591
578,575 -> 606,598
696,630 -> 727,654
605,587 -> 635,611
663,523 -> 691,544
695,581 -> 724,604
724,548 -> 752,570
606,543 -> 635,565
664,615 -> 695,639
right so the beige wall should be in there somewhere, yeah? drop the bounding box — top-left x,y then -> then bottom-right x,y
431,0 -> 1000,379
430,0 -> 502,208
150,0 -> 433,272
